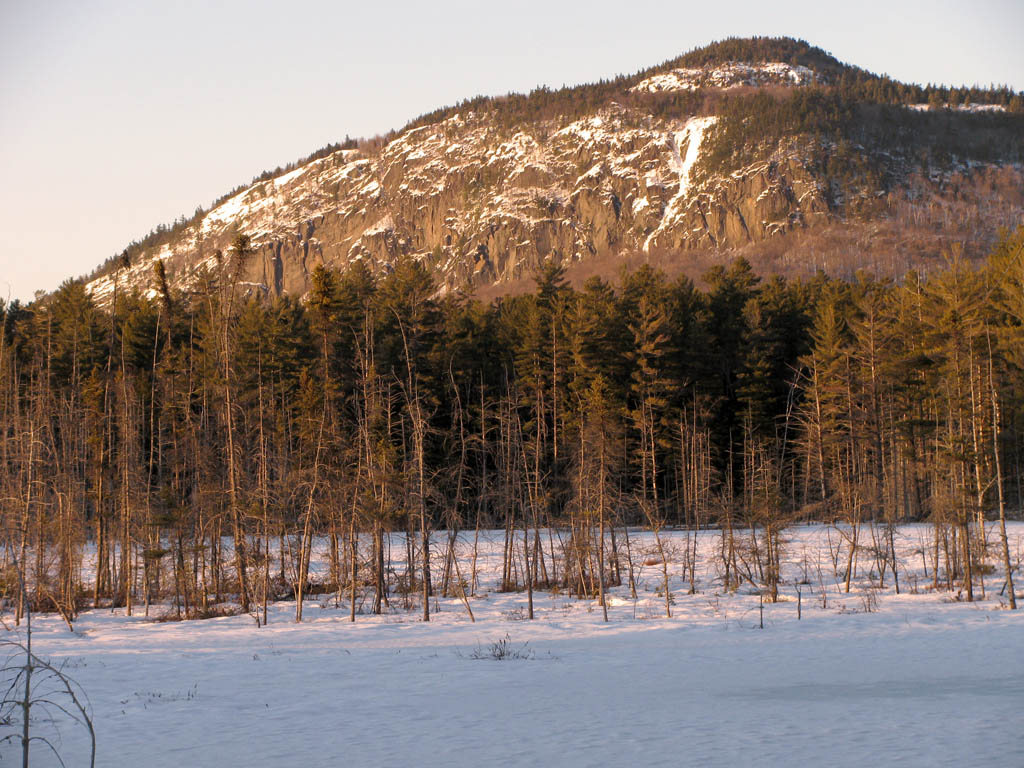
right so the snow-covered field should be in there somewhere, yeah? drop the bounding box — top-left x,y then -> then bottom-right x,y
6,524 -> 1024,767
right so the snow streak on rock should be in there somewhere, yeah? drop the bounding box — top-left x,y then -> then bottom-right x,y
644,116 -> 717,253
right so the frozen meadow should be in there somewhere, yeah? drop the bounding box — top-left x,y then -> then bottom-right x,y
5,523 -> 1024,767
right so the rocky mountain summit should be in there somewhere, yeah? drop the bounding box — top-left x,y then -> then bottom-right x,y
85,38 -> 1024,304
630,61 -> 821,93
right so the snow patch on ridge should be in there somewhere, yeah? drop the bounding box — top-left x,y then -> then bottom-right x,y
85,245 -> 175,303
632,62 -> 820,93
907,102 -> 1007,113
198,151 -> 371,240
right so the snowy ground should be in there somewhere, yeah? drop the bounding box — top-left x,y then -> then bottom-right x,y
5,524 -> 1024,767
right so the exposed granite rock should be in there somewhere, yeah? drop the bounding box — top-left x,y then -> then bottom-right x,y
81,87 -> 1004,306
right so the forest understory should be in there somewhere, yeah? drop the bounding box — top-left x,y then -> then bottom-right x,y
3,516 -> 1022,627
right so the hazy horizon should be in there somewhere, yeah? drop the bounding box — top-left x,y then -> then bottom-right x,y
2,0 -> 1022,303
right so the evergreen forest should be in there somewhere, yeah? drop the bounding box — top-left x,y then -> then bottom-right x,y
2,227 -> 1023,624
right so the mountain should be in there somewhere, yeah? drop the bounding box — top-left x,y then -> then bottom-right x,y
84,37 -> 1024,304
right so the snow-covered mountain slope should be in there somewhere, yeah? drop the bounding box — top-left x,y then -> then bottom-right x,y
84,41 -> 1024,304
87,102 -> 832,303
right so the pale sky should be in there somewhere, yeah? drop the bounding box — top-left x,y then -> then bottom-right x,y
1,0 -> 1021,303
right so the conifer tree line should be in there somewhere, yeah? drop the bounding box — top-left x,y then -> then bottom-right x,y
1,228 -> 1022,624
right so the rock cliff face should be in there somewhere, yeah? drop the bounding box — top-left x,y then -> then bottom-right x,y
83,51 -> 1020,305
